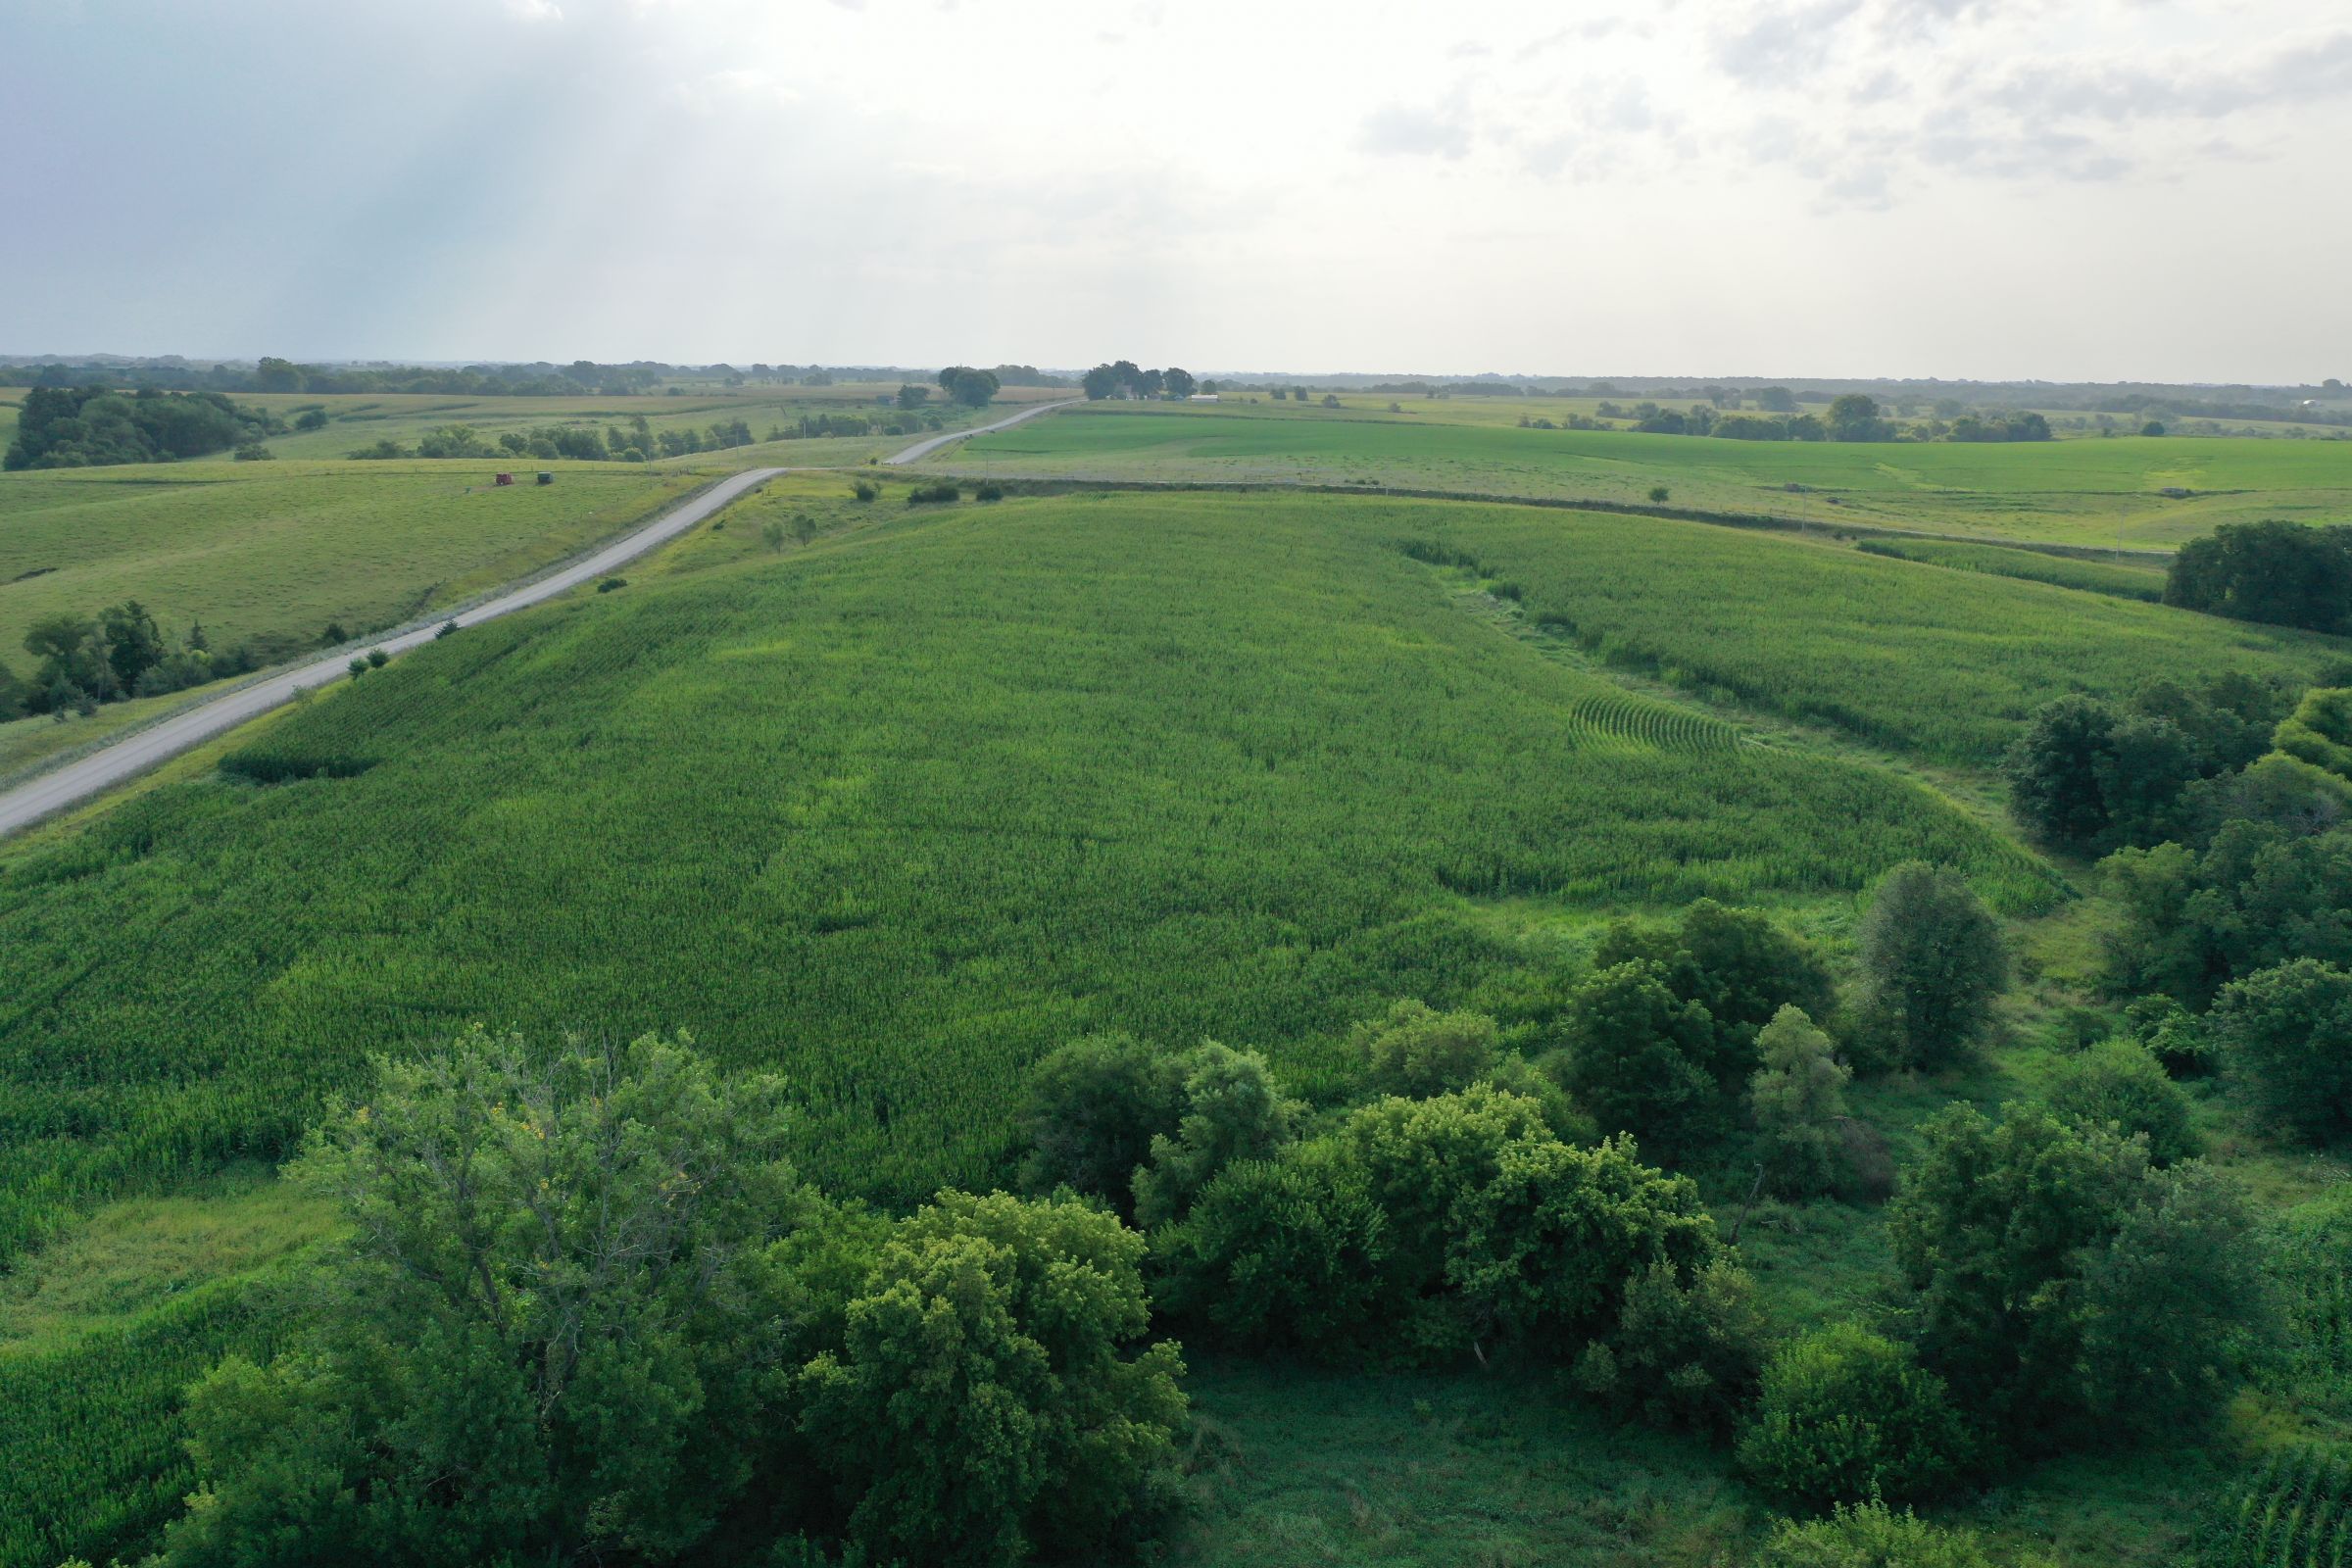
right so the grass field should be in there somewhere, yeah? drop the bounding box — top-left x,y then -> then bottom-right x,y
3,479 -> 2345,1567
0,459 -> 703,672
945,401 -> 2352,546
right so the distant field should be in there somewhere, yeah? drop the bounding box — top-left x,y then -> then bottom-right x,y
948,401 -> 2352,545
0,461 -> 700,673
232,383 -> 1058,463
1411,505 -> 2335,766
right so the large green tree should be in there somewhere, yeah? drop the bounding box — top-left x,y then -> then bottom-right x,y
156,1028 -> 809,1567
800,1191 -> 1188,1568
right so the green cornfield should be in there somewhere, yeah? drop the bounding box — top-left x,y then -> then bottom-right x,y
1394,505 -> 2337,766
1854,537 -> 2169,602
2202,1448 -> 2352,1568
0,491 -> 2067,1263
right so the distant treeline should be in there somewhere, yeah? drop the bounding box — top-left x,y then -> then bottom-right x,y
3,386 -> 282,468
0,358 -> 1070,397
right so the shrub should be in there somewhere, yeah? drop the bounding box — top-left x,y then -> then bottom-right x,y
1749,1005 -> 1853,1197
1889,1102 -> 2264,1446
1855,862 -> 2007,1071
1738,1324 -> 1976,1508
435,620 -> 459,639
365,648 -> 389,669
1017,1032 -> 1181,1218
2125,995 -> 2214,1076
1559,959 -> 1718,1153
597,576 -> 626,593
850,479 -> 878,502
1594,899 -> 1835,1085
346,656 -> 369,679
2211,958 -> 2352,1143
153,1028 -> 808,1567
1131,1043 -> 1299,1228
802,1191 -> 1187,1568
974,482 -> 1004,502
906,481 -> 959,506
2044,1037 -> 2200,1164
1149,1141 -> 1389,1359
1348,999 -> 1499,1099
231,442 -> 273,462
1573,1256 -> 1764,1435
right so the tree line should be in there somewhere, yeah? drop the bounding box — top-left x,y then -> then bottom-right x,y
4,386 -> 283,469
1080,361 -> 1212,401
1,602 -> 274,718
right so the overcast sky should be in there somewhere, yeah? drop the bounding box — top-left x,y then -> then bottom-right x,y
4,0 -> 2346,382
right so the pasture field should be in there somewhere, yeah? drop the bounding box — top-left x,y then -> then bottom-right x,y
3,482 -> 2345,1567
0,460 -> 702,670
946,400 -> 2352,546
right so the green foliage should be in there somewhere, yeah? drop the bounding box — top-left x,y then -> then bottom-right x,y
2269,1186 -> 2352,1416
2045,1037 -> 2200,1164
2104,823 -> 2352,1005
2212,959 -> 2352,1143
1759,1500 -> 2044,1568
2166,519 -> 2352,634
1737,1323 -> 1976,1508
2126,994 -> 2216,1076
2275,687 -> 2352,782
1133,1044 -> 1301,1229
1749,1005 -> 1853,1197
937,367 -> 1002,409
801,1190 -> 1187,1568
154,1026 -> 808,1567
1348,999 -> 1499,1100
4,386 -> 278,469
2196,1446 -> 2352,1568
1888,1103 -> 2264,1447
1571,1256 -> 1764,1436
1017,1032 -> 1181,1218
1595,899 -> 1835,1082
1560,960 -> 1720,1153
1855,862 -> 2008,1070
906,480 -> 959,505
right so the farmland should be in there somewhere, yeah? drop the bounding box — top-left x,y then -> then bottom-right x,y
944,400 -> 2352,546
4,475 -> 2351,1568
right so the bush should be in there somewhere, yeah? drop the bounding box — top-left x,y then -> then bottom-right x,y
906,481 -> 959,506
1749,1005 -> 1853,1197
1559,959 -> 1717,1153
802,1191 -> 1187,1568
1573,1256 -> 1764,1435
154,1028 -> 809,1567
1738,1324 -> 1976,1508
231,442 -> 273,462
1594,900 -> 1835,1084
1889,1102 -> 2264,1446
850,479 -> 878,502
2211,958 -> 2352,1143
346,656 -> 369,679
1131,1043 -> 1299,1228
1149,1141 -> 1389,1359
1017,1032 -> 1181,1218
974,482 -> 1004,502
2125,995 -> 2214,1076
365,648 -> 389,669
597,576 -> 627,593
1348,999 -> 1498,1099
2044,1037 -> 2200,1164
1855,862 -> 2007,1071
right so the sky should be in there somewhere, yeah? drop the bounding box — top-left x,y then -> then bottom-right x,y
3,0 -> 2348,383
